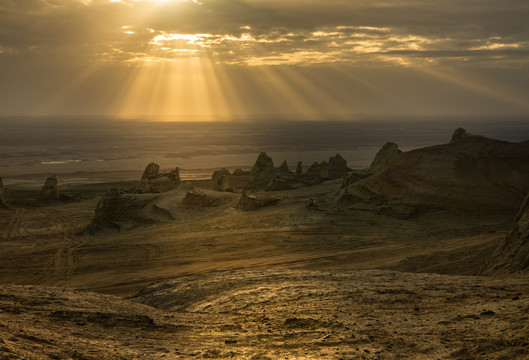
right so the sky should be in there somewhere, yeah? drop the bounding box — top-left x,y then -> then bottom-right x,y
1,0 -> 529,120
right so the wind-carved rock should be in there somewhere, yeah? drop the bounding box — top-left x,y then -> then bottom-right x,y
212,168 -> 231,181
327,154 -> 350,179
247,152 -> 278,191
183,191 -> 221,207
451,127 -> 469,143
83,188 -> 167,235
134,163 -> 181,194
367,142 -> 402,175
238,190 -> 279,211
278,161 -> 292,175
0,177 -> 7,207
307,162 -> 330,180
296,161 -> 303,174
215,175 -> 233,192
37,175 -> 60,202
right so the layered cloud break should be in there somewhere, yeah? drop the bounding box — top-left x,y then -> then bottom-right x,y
1,0 -> 528,67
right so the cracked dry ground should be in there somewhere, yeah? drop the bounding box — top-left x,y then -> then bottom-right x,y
2,270 -> 529,360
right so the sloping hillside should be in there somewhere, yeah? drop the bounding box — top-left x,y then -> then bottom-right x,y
343,135 -> 529,214
483,193 -> 529,273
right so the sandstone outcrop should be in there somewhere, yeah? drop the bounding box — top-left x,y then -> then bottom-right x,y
343,135 -> 529,213
214,175 -> 233,192
182,191 -> 222,207
247,153 -> 278,191
307,162 -> 330,180
451,127 -> 469,143
233,169 -> 250,176
135,163 -> 181,194
296,161 -> 303,174
327,154 -> 351,179
0,177 -> 7,207
37,175 -> 60,202
278,161 -> 292,175
367,142 -> 402,175
341,171 -> 367,189
83,188 -> 172,235
238,191 -> 279,211
212,168 -> 231,181
483,193 -> 529,274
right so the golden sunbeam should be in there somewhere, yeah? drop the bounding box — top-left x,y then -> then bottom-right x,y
34,61 -> 104,116
416,65 -> 529,110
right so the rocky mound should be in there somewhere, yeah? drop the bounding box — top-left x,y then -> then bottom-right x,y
232,169 -> 250,176
211,168 -> 231,180
343,135 -> 529,214
37,175 -> 60,203
367,142 -> 402,175
327,154 -> 350,179
83,188 -> 172,235
214,175 -> 233,192
296,161 -> 303,173
306,154 -> 350,180
182,191 -> 222,207
134,163 -> 181,194
247,152 -> 278,190
483,193 -> 529,274
278,160 -> 292,175
451,127 -> 470,143
238,191 -> 279,211
0,177 -> 7,207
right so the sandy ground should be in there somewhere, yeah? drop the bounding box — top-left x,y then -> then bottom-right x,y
0,179 -> 526,359
2,270 -> 529,359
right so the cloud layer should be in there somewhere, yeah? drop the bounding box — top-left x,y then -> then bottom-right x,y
1,0 -> 529,117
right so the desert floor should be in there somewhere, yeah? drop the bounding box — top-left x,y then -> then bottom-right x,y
1,179 -> 528,359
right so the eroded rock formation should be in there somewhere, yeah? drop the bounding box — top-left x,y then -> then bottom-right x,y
0,177 -> 7,207
214,175 -> 233,192
83,188 -> 171,235
343,134 -> 529,214
483,193 -> 529,273
296,161 -> 303,174
212,168 -> 231,181
278,161 -> 292,175
182,191 -> 221,207
451,127 -> 469,143
37,175 -> 60,202
135,163 -> 181,194
238,191 -> 279,211
367,142 -> 402,175
247,153 -> 278,191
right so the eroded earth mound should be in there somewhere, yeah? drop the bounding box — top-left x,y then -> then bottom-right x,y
343,135 -> 529,215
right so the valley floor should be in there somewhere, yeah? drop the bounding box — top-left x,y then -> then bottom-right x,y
0,179 -> 526,359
